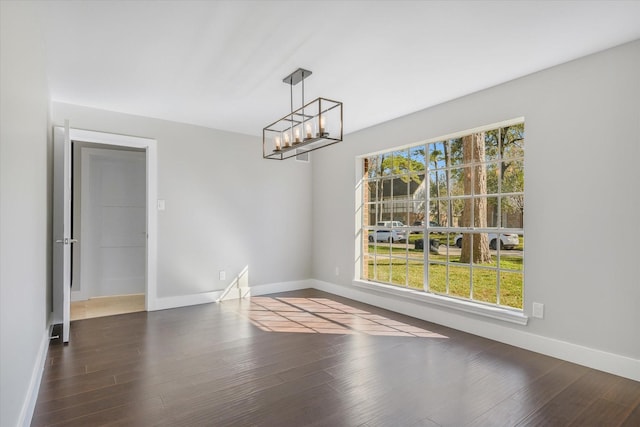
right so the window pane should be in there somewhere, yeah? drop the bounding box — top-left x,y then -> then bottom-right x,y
428,142 -> 446,169
450,199 -> 465,227
407,261 -> 424,290
498,246 -> 523,271
500,271 -> 523,309
366,155 -> 382,178
446,232 -> 457,259
365,203 -> 377,227
501,197 -> 524,228
409,202 -> 425,228
390,258 -> 408,287
380,153 -> 393,176
449,167 -> 471,196
392,178 -> 411,199
428,233 -> 444,260
484,130 -> 500,162
391,201 -> 409,225
365,259 -> 373,282
428,199 -> 448,227
501,124 -> 525,160
488,197 -> 500,227
449,265 -> 471,299
380,178 -> 393,202
379,209 -> 392,222
486,162 -> 500,194
501,159 -> 524,193
392,149 -> 410,176
474,196 -> 499,228
375,257 -> 391,282
471,132 -> 486,163
473,268 -> 497,304
428,170 -> 447,200
427,262 -> 446,294
407,238 -> 423,260
366,180 -> 378,203
448,138 -> 464,166
410,146 -> 426,172
411,173 -> 426,201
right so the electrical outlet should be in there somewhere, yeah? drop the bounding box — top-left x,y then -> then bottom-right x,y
532,302 -> 544,319
335,266 -> 340,276
219,271 -> 226,281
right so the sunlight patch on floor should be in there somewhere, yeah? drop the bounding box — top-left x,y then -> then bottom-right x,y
240,296 -> 448,338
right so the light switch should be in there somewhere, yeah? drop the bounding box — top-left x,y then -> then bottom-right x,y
157,199 -> 165,211
532,302 -> 544,319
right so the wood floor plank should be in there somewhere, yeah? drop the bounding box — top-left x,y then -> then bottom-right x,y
32,288 -> 640,427
515,369 -> 628,426
621,401 -> 640,426
568,397 -> 632,427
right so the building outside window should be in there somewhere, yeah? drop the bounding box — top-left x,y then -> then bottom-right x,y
360,120 -> 524,310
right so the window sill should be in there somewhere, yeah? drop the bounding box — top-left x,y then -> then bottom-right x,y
351,279 -> 529,326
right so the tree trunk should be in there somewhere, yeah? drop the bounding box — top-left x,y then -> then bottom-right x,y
460,133 -> 492,264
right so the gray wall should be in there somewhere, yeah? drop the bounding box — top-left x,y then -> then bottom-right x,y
52,103 -> 313,299
0,2 -> 51,426
311,41 -> 640,361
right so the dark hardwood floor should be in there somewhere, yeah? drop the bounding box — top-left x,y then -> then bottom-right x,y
33,289 -> 640,426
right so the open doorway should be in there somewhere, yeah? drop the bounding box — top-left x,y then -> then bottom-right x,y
53,126 -> 157,342
70,142 -> 146,320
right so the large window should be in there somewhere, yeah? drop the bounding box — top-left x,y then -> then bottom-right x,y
360,121 -> 524,310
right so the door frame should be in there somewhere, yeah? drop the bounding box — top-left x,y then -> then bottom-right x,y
62,128 -> 158,311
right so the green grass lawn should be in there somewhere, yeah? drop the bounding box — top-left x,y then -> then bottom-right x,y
366,246 -> 523,309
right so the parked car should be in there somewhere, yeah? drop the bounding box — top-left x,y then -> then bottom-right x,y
368,228 -> 407,243
377,221 -> 405,228
410,220 -> 442,234
454,233 -> 519,250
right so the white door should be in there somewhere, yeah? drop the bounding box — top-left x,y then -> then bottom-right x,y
52,123 -> 73,343
82,149 -> 146,298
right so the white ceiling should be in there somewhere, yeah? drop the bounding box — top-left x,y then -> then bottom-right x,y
38,0 -> 640,136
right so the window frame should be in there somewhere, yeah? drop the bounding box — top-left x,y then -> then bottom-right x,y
355,118 -> 526,324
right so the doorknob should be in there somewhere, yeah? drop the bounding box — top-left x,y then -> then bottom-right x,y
55,238 -> 79,245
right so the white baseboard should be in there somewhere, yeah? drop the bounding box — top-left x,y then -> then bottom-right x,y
152,290 -> 224,311
249,279 -> 314,296
19,327 -> 51,427
70,290 -> 86,302
310,279 -> 640,382
150,280 -> 312,311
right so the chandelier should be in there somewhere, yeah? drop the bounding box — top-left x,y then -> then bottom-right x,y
263,68 -> 343,160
